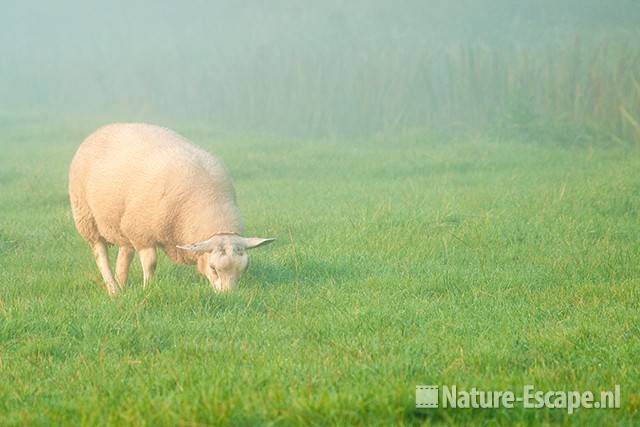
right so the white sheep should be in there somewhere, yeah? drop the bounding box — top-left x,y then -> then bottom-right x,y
68,123 -> 274,294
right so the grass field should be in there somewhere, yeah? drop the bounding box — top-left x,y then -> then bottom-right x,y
0,121 -> 639,425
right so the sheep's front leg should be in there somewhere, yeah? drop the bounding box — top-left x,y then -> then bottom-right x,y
138,247 -> 157,288
92,240 -> 119,295
115,246 -> 135,288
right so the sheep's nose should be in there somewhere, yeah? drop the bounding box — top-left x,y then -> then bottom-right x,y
220,274 -> 241,292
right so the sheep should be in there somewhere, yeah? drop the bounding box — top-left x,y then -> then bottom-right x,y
68,123 -> 274,294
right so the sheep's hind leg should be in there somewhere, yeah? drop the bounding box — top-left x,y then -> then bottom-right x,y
115,246 -> 135,289
138,247 -> 157,288
92,240 -> 119,295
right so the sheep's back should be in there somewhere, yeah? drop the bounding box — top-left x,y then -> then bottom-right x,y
70,123 -> 238,250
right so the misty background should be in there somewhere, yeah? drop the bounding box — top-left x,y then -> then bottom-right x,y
1,0 -> 639,141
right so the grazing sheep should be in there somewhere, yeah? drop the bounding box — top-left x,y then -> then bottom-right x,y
69,123 -> 274,294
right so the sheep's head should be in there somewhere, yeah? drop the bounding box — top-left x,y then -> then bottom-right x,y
178,233 -> 275,291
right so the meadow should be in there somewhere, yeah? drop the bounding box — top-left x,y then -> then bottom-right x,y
0,120 -> 638,425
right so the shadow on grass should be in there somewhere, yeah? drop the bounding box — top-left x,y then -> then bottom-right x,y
248,256 -> 367,290
0,230 -> 21,255
69,252 -> 369,318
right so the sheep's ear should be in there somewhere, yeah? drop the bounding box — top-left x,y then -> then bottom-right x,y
177,238 -> 217,252
241,237 -> 276,249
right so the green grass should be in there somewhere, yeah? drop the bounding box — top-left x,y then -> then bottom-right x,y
0,121 -> 639,425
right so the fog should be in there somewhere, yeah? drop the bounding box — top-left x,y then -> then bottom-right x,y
2,1 -> 639,138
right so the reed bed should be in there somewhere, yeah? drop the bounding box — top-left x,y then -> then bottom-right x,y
2,23 -> 639,144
